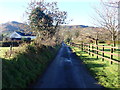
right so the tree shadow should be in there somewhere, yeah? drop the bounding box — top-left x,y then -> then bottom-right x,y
77,53 -> 108,67
85,63 -> 107,68
75,51 -> 81,53
83,57 -> 99,61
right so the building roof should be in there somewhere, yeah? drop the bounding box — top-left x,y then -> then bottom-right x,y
16,31 -> 35,36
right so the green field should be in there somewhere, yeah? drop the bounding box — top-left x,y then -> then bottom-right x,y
90,44 -> 120,61
0,47 -> 20,59
70,46 -> 120,88
87,44 -> 120,61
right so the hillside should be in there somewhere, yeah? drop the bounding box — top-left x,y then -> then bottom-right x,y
0,21 -> 91,34
0,21 -> 31,35
0,21 -> 92,37
60,25 -> 91,29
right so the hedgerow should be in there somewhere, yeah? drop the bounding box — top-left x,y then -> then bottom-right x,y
2,44 -> 60,88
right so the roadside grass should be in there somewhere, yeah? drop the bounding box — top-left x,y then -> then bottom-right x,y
2,44 -> 60,88
70,46 -> 120,88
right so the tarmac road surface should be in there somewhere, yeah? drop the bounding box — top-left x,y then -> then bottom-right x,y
31,43 -> 103,88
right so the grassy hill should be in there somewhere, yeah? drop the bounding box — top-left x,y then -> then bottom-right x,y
0,21 -> 31,36
0,21 -> 93,40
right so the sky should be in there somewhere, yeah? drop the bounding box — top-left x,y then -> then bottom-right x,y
0,0 -> 101,26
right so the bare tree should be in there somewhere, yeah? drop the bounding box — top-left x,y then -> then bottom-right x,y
92,0 -> 118,47
101,0 -> 119,8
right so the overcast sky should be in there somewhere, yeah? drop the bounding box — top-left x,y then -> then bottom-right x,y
0,0 -> 101,26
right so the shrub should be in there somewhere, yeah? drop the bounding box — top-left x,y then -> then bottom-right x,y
0,41 -> 23,47
0,40 -> 33,47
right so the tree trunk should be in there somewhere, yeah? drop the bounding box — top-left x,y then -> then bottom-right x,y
95,40 -> 98,45
54,21 -> 59,30
113,39 -> 116,47
112,34 -> 116,47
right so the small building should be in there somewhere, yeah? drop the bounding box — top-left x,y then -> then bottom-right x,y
9,31 -> 36,40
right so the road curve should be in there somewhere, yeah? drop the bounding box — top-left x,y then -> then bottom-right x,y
31,43 -> 103,88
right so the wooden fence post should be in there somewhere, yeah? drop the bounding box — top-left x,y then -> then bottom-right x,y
81,43 -> 83,51
89,44 -> 90,55
102,45 -> 104,61
92,44 -> 94,56
110,46 -> 113,64
96,45 -> 98,59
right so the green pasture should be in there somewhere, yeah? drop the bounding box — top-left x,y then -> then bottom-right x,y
70,46 -> 119,88
0,47 -> 19,59
89,44 -> 120,61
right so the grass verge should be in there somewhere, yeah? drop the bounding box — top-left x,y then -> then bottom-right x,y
2,44 -> 60,88
70,46 -> 120,88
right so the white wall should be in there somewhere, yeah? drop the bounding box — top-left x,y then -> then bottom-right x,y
21,36 -> 36,39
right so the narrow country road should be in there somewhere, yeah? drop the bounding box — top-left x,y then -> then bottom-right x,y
31,43 -> 103,88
